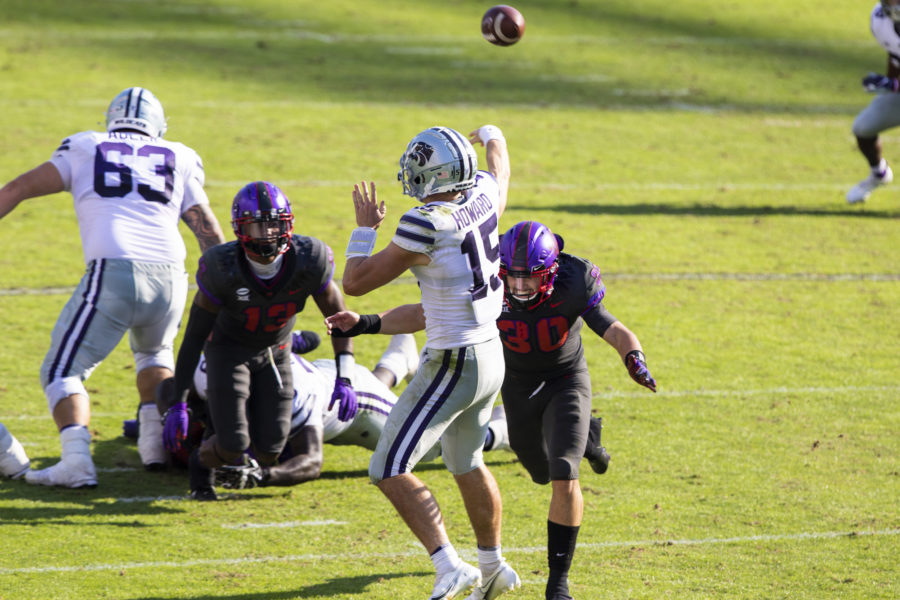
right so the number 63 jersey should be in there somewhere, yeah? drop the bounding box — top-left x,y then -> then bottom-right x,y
49,129 -> 209,265
392,171 -> 503,350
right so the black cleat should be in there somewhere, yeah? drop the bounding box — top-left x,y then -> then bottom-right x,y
586,446 -> 611,475
190,487 -> 218,501
584,416 -> 610,474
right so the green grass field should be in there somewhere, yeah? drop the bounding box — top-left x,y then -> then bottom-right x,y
1,0 -> 898,598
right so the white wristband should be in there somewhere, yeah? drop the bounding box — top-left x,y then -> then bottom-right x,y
477,124 -> 505,145
346,227 -> 377,258
337,352 -> 356,385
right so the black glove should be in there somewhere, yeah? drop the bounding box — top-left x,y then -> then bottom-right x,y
215,458 -> 266,489
862,72 -> 899,93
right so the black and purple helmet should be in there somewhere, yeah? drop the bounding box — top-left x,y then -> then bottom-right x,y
231,181 -> 294,259
498,220 -> 560,309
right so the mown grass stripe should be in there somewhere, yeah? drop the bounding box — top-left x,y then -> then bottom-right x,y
1,528 -> 895,575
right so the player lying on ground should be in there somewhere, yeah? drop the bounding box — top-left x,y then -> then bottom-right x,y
125,330 -> 512,489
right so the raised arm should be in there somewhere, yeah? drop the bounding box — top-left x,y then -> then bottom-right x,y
469,125 -> 510,217
0,162 -> 65,220
341,180 -> 429,296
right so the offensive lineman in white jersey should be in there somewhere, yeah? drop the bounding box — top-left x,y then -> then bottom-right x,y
847,1 -> 900,203
0,87 -> 226,487
328,125 -> 521,600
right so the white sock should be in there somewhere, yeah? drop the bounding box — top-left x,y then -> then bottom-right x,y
138,404 -> 166,464
60,425 -> 91,458
476,545 -> 503,578
874,158 -> 888,175
430,544 -> 460,576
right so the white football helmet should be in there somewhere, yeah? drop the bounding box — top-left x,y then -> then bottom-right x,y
105,87 -> 167,138
883,0 -> 900,22
398,127 -> 477,200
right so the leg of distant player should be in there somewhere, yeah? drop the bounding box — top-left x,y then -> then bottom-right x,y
847,94 -> 900,203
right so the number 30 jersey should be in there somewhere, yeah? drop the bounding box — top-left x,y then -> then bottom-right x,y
497,253 -> 618,379
49,130 -> 209,265
392,171 -> 503,350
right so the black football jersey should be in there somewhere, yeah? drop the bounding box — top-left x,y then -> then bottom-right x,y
497,253 -> 617,379
197,235 -> 334,349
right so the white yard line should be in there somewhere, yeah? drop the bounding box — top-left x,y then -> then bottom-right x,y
0,528 -> 895,575
2,384 -> 898,423
3,271 -> 899,298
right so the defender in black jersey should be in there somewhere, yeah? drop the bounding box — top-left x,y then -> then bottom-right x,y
163,181 -> 354,500
497,221 -> 656,600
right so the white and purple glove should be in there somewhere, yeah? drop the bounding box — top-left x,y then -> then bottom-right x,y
162,402 -> 190,452
625,350 -> 657,393
330,377 -> 358,422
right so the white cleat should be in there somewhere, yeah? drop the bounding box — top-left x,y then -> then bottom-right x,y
137,404 -> 166,470
0,424 -> 30,479
429,561 -> 482,600
466,561 -> 521,600
847,165 -> 893,204
25,453 -> 97,488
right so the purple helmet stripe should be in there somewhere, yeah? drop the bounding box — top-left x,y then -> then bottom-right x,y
434,127 -> 468,183
133,88 -> 145,118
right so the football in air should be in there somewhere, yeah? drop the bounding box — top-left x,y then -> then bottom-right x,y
481,5 -> 525,46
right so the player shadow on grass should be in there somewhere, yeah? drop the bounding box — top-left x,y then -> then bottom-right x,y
131,572 -> 427,600
529,202 -> 900,219
315,454 -> 519,481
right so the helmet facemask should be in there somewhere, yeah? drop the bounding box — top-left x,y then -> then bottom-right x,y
499,263 -> 559,310
233,215 -> 293,259
884,0 -> 900,22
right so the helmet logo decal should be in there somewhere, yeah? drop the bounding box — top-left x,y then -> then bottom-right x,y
409,142 -> 434,167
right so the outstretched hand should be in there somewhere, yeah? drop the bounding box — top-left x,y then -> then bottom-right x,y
325,311 -> 361,336
352,181 -> 386,229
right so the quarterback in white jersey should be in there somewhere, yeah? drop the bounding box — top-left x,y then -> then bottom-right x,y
331,125 -> 521,600
846,1 -> 900,203
0,87 -> 226,488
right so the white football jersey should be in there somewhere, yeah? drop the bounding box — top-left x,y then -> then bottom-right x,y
49,130 -> 209,265
871,2 -> 900,60
391,171 -> 503,349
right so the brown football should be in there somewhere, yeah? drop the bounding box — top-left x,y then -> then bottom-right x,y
481,5 -> 525,47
